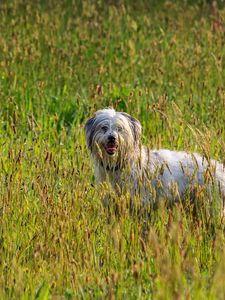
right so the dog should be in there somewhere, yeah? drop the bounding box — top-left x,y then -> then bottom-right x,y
85,108 -> 225,207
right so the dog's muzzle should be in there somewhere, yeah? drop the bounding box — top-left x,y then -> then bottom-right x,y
104,135 -> 118,155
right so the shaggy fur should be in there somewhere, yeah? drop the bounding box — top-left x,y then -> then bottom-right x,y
85,108 -> 225,204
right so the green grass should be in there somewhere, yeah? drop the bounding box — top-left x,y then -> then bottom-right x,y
0,0 -> 225,299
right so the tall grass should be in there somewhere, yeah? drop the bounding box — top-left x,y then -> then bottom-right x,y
0,0 -> 225,298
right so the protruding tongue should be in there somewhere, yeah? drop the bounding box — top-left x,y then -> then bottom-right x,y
106,143 -> 117,154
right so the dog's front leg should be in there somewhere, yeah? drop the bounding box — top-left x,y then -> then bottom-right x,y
94,166 -> 115,207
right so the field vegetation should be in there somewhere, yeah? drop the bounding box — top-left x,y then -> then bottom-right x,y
0,0 -> 225,299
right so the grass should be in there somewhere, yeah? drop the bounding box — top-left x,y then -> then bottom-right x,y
0,0 -> 225,298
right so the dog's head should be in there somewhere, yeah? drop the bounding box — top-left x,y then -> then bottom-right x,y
85,108 -> 142,165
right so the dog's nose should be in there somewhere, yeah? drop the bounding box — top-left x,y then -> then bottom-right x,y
108,135 -> 116,142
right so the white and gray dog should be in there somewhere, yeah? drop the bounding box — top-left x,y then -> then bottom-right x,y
85,108 -> 225,206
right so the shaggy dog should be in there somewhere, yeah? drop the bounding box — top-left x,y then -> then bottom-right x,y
85,108 -> 225,206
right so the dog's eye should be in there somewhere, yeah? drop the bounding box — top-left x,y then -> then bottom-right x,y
101,126 -> 108,132
117,126 -> 123,132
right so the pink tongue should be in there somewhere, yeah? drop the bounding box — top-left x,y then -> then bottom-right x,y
107,146 -> 116,152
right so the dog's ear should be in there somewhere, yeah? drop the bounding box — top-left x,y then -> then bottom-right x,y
85,116 -> 96,150
121,112 -> 142,144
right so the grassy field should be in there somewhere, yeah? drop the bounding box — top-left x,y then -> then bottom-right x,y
0,0 -> 225,299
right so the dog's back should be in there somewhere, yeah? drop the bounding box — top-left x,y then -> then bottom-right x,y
145,149 -> 225,198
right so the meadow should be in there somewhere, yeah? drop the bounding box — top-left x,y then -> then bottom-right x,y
0,0 -> 225,299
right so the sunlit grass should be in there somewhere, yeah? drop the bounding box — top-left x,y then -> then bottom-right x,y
0,0 -> 225,299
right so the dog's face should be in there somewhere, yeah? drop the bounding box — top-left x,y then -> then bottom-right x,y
85,109 -> 141,165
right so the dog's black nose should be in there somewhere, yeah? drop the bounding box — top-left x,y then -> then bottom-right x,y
108,135 -> 116,142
